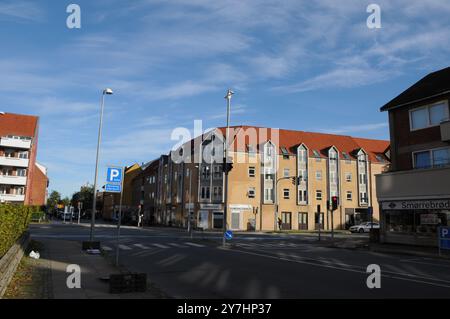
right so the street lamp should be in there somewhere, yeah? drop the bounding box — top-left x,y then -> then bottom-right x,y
89,88 -> 114,243
223,89 -> 234,247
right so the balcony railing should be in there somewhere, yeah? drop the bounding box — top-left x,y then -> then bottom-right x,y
0,156 -> 29,168
0,193 -> 25,202
0,138 -> 31,149
441,120 -> 450,142
0,175 -> 27,186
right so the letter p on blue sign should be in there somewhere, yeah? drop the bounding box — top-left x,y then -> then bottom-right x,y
107,167 -> 123,183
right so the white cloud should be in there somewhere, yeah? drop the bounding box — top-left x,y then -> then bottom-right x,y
0,1 -> 44,22
319,122 -> 389,135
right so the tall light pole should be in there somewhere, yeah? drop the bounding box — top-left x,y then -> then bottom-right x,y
223,89 -> 234,247
89,88 -> 114,243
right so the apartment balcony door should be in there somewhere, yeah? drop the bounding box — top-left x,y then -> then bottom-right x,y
281,212 -> 292,230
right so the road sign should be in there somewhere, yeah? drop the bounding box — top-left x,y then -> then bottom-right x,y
225,230 -> 233,240
105,184 -> 121,193
439,226 -> 450,251
107,167 -> 123,183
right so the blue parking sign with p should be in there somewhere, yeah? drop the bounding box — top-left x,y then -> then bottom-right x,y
107,167 -> 123,183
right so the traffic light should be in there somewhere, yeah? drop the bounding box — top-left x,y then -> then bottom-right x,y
291,176 -> 296,185
331,196 -> 339,211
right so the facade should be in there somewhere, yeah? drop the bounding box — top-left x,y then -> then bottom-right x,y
29,162 -> 49,206
0,112 -> 44,205
376,67 -> 450,247
148,126 -> 389,232
131,160 -> 159,225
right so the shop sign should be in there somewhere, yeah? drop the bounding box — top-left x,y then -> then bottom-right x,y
382,200 -> 450,210
200,204 -> 222,210
229,204 -> 253,211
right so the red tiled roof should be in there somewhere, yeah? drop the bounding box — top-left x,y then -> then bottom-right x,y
219,126 -> 389,163
0,112 -> 39,138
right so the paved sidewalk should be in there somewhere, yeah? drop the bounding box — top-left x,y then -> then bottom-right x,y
39,239 -> 166,299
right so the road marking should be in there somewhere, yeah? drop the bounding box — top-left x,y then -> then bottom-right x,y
133,243 -> 150,249
118,244 -> 132,250
221,247 -> 450,289
102,246 -> 112,251
152,243 -> 169,249
168,243 -> 186,248
184,242 -> 205,248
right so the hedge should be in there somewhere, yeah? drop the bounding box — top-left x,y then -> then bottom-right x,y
0,205 -> 37,258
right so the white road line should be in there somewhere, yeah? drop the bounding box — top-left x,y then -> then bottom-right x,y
118,244 -> 132,250
102,246 -> 112,251
184,242 -> 205,248
133,243 -> 150,249
169,243 -> 186,248
152,243 -> 169,249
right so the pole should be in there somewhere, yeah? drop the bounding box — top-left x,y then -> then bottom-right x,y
78,202 -> 81,224
223,89 -> 232,247
188,167 -> 192,238
331,209 -> 334,240
90,93 -> 106,242
318,205 -> 321,241
115,168 -> 125,267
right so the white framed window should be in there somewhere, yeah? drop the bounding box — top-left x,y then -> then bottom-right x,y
16,169 -> 26,177
346,191 -> 352,201
316,190 -> 322,200
248,166 -> 256,177
409,101 -> 449,131
298,190 -> 307,203
315,170 -> 322,181
201,187 -> 210,199
345,172 -> 352,182
283,188 -> 290,199
248,187 -> 256,198
413,147 -> 450,169
283,168 -> 290,178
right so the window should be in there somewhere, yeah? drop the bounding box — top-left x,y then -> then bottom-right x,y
410,101 -> 449,130
413,148 -> 450,169
213,165 -> 222,179
264,188 -> 273,202
248,166 -> 256,177
283,189 -> 290,199
342,152 -> 351,163
16,169 -> 26,177
248,187 -> 256,198
281,147 -> 289,159
247,145 -> 256,157
316,170 -> 322,181
316,190 -> 322,200
345,172 -> 352,182
213,186 -> 222,198
18,151 -> 28,159
346,191 -> 352,201
283,168 -> 290,178
375,154 -> 385,163
298,190 -> 307,203
360,192 -> 368,204
201,187 -> 210,199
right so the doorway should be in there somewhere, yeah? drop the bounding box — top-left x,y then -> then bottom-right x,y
281,212 -> 292,230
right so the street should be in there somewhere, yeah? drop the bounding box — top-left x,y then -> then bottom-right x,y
30,222 -> 450,299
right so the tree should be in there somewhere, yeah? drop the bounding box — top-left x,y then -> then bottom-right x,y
47,190 -> 61,212
71,185 -> 94,212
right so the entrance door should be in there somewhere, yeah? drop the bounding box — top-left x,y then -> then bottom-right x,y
298,212 -> 308,230
198,211 -> 209,229
231,210 -> 241,230
213,212 -> 223,229
281,212 -> 292,230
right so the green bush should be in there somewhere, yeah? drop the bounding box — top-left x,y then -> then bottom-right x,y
0,205 -> 34,258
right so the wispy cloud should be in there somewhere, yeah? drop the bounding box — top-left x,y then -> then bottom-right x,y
319,123 -> 389,135
0,1 -> 44,22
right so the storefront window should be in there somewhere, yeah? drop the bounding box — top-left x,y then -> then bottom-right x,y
385,210 -> 450,236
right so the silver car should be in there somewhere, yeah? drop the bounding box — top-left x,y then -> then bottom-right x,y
349,222 -> 380,233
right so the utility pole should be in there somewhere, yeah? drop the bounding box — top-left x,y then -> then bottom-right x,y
223,89 -> 233,247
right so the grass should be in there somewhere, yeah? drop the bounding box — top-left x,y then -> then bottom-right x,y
3,240 -> 52,299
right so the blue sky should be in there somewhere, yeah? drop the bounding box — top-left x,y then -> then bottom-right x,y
1,0 -> 450,197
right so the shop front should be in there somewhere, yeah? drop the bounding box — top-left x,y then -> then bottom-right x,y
380,199 -> 450,246
197,203 -> 223,230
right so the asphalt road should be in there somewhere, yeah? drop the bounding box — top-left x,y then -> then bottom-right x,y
30,221 -> 450,299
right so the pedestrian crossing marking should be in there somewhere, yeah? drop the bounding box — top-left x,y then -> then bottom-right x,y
185,242 -> 205,248
119,244 -> 132,250
133,243 -> 150,249
102,246 -> 112,251
152,243 -> 169,249
168,243 -> 186,248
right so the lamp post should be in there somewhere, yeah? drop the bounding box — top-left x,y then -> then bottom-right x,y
89,88 -> 113,243
223,89 -> 233,247
188,164 -> 199,238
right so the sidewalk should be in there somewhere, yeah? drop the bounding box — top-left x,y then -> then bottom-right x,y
368,242 -> 450,259
39,238 -> 166,299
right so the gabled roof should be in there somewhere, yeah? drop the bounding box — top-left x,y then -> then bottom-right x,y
0,112 -> 39,138
380,66 -> 450,111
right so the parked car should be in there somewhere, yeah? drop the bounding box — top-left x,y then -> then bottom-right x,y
349,222 -> 380,233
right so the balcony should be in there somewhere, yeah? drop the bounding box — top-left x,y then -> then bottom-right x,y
376,167 -> 450,201
0,193 -> 25,202
0,137 -> 31,149
0,156 -> 29,168
441,120 -> 450,142
0,175 -> 27,186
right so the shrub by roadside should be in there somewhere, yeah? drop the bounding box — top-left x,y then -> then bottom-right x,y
0,205 -> 38,258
